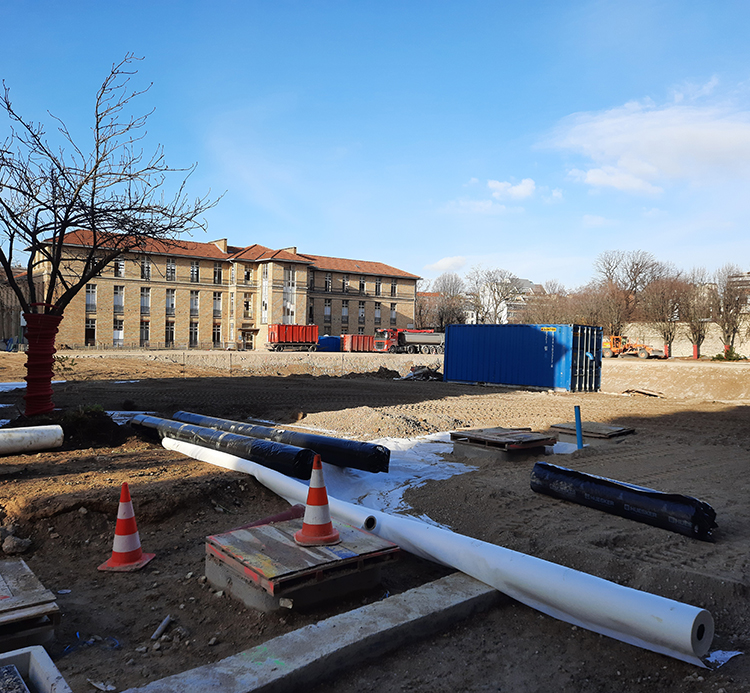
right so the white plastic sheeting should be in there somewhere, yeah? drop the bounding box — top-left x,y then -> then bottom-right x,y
0,425 -> 64,455
163,437 -> 714,666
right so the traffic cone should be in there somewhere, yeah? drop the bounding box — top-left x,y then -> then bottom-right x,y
294,455 -> 341,546
98,482 -> 155,572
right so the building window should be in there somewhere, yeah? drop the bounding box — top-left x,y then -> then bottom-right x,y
308,301 -> 314,324
358,326 -> 364,335
358,300 -> 365,324
113,258 -> 125,278
113,318 -> 124,347
190,260 -> 200,283
308,270 -> 315,290
244,266 -> 253,284
85,318 -> 96,346
190,290 -> 199,317
391,279 -> 397,297
113,285 -> 124,314
85,284 -> 96,313
243,293 -> 252,319
341,325 -> 348,334
141,256 -> 151,280
324,298 -> 331,323
165,322 -> 175,347
342,274 -> 349,293
374,301 -> 381,326
166,258 -> 176,281
261,265 -> 269,324
166,288 -> 176,316
390,303 -> 397,325
375,277 -> 382,296
212,324 -> 222,347
189,322 -> 198,347
213,291 -> 222,318
283,266 -> 296,324
213,262 -> 223,285
230,264 -> 236,284
139,320 -> 150,347
324,272 -> 332,292
359,276 -> 366,294
140,287 -> 150,315
229,293 -> 235,317
341,299 -> 349,324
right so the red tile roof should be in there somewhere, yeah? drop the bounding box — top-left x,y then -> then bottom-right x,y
55,230 -> 418,278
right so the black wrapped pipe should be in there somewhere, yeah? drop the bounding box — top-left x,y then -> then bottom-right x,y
130,415 -> 314,480
171,411 -> 390,473
530,461 -> 717,541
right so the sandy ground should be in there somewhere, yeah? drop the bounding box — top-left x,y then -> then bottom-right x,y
0,351 -> 749,692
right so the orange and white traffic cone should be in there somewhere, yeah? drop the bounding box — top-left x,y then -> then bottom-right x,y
294,455 -> 341,546
98,482 -> 155,572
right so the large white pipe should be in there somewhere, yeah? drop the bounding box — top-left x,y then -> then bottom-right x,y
0,425 -> 64,455
163,437 -> 714,666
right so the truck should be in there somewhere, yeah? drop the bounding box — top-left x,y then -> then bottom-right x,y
266,324 -> 319,352
602,335 -> 664,359
373,328 -> 445,354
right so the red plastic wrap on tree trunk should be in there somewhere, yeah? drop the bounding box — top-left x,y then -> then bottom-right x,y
23,313 -> 63,416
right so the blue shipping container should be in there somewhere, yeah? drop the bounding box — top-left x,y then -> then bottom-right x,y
443,324 -> 602,392
316,336 -> 342,352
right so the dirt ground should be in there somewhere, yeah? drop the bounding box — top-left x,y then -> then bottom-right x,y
0,351 -> 749,692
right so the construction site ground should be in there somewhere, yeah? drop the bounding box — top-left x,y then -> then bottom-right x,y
0,350 -> 749,692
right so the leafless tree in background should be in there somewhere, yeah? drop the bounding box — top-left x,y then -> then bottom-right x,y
521,279 -> 570,324
432,272 -> 466,331
640,267 -> 687,356
414,279 -> 438,330
710,263 -> 748,355
681,267 -> 713,358
465,265 -> 523,324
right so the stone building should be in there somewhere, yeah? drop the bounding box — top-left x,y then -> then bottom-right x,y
36,231 -> 419,349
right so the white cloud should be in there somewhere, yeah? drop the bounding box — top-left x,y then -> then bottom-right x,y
425,256 -> 467,273
542,187 -> 564,203
488,178 -> 536,199
547,90 -> 750,195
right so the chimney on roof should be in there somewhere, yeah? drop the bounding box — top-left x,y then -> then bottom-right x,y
279,247 -> 297,255
211,239 -> 228,252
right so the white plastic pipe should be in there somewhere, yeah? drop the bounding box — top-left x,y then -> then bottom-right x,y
0,425 -> 64,455
163,437 -> 714,666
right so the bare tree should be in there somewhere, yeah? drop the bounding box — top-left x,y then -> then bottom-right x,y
432,272 -> 466,331
681,267 -> 713,359
520,280 -> 570,324
640,268 -> 687,357
465,265 -> 523,324
0,55 -> 217,414
710,263 -> 748,355
414,279 -> 438,330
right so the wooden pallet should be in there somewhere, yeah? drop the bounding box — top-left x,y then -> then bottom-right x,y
450,427 -> 556,450
0,560 -> 60,653
550,422 -> 635,439
206,519 -> 400,611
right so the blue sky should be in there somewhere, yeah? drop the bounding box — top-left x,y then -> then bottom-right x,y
2,1 -> 750,288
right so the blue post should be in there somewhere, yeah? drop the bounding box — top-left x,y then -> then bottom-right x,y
574,405 -> 583,450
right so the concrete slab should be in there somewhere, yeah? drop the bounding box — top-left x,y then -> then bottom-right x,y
122,572 -> 503,693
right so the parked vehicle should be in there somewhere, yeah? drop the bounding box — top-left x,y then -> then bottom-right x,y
602,335 -> 664,359
266,324 -> 319,351
373,328 -> 445,354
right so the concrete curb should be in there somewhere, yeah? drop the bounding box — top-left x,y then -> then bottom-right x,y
122,572 -> 503,693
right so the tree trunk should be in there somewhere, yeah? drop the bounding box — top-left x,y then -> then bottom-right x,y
693,344 -> 699,359
23,313 -> 63,416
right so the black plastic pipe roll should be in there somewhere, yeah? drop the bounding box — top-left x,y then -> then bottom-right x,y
530,461 -> 717,541
171,411 -> 390,473
129,415 -> 314,480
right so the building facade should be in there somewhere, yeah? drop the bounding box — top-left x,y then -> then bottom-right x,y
39,232 -> 419,349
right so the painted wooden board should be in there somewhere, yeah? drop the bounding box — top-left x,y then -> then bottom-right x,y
207,519 -> 399,596
0,560 -> 58,627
